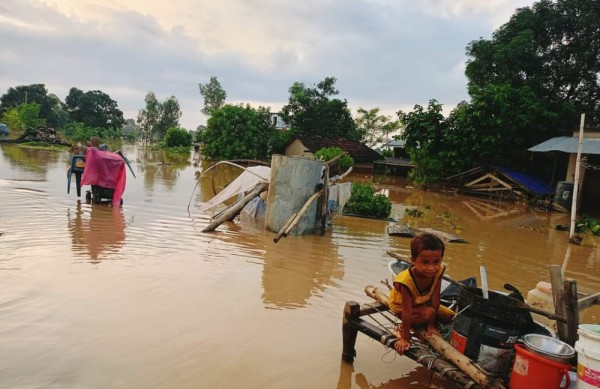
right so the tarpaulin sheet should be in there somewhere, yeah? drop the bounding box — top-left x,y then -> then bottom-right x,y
81,147 -> 126,206
493,166 -> 552,196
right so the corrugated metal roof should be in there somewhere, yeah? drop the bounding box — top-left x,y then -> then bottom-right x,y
528,136 -> 600,154
382,139 -> 406,148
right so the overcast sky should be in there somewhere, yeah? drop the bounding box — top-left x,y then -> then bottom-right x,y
0,0 -> 536,131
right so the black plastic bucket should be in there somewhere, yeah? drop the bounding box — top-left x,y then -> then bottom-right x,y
553,181 -> 574,211
450,287 -> 530,376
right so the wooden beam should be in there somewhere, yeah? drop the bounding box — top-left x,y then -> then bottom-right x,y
578,292 -> 600,311
342,302 -> 360,362
202,183 -> 267,232
564,279 -> 579,347
550,265 -> 569,342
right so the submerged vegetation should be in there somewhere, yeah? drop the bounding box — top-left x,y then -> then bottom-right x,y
344,182 -> 392,219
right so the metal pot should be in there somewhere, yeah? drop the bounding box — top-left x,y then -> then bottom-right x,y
521,334 -> 575,364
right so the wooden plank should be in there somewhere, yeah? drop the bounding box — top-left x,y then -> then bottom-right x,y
564,279 -> 579,346
342,301 -> 360,362
465,173 -> 495,187
578,292 -> 600,311
550,265 -> 569,343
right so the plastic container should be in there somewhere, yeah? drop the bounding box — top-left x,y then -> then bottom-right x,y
527,281 -> 556,328
509,343 -> 571,389
450,287 -> 529,375
575,324 -> 600,389
554,181 -> 574,210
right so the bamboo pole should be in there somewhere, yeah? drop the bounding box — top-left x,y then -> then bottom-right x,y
365,285 -> 506,389
202,183 -> 267,232
569,113 -> 585,242
320,164 -> 329,236
273,212 -> 298,243
282,190 -> 322,237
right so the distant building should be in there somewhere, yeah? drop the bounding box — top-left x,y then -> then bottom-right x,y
271,113 -> 288,130
285,135 -> 382,172
529,130 -> 600,215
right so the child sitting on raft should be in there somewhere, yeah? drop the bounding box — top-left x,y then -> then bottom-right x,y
388,232 -> 455,354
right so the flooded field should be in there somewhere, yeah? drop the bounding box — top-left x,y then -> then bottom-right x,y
0,144 -> 598,389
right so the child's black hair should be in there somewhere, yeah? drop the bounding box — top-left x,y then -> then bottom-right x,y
410,232 -> 445,259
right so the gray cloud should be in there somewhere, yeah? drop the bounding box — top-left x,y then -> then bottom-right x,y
0,0 -> 535,130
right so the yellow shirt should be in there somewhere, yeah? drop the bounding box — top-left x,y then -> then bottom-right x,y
388,264 -> 446,315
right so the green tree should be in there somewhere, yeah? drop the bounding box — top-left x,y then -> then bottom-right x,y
1,103 -> 46,131
2,107 -> 22,131
137,92 -> 160,145
199,76 -> 226,116
155,96 -> 182,140
281,77 -> 359,140
313,147 -> 354,176
465,0 -> 600,146
65,88 -> 125,131
398,100 -> 450,185
19,103 -> 46,129
164,127 -> 192,148
0,84 -> 62,128
137,93 -> 182,144
355,107 -> 401,147
202,104 -> 277,160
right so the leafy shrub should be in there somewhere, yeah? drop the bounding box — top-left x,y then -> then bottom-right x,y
314,147 -> 354,176
576,215 -> 600,236
164,127 -> 192,148
344,182 -> 391,218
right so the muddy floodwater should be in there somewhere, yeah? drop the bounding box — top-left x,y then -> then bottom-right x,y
1,144 -> 598,389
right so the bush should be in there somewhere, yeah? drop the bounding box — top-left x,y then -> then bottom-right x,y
164,127 -> 192,148
344,182 -> 391,218
314,147 -> 354,176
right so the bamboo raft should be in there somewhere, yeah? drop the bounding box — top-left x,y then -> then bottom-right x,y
341,264 -> 600,389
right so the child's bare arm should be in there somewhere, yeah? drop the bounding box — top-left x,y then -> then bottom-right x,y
400,285 -> 413,342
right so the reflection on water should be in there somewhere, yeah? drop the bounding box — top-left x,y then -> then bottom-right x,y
68,202 -> 127,263
262,233 -> 344,309
0,143 -> 598,389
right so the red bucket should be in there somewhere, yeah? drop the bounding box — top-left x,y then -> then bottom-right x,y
509,343 -> 571,389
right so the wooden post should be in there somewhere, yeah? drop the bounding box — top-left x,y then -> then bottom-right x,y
342,301 -> 360,363
569,113 -> 585,241
321,164 -> 329,236
364,285 -> 506,389
563,279 -> 579,346
550,265 -> 569,342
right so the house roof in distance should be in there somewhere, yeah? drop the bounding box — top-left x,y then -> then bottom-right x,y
528,136 -> 600,155
295,136 -> 383,162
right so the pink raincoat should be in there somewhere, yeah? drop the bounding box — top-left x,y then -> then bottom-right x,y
81,147 -> 127,206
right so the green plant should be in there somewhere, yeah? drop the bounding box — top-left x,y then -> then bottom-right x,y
314,147 -> 354,176
164,127 -> 192,148
344,182 -> 391,218
575,215 -> 600,236
405,208 -> 423,217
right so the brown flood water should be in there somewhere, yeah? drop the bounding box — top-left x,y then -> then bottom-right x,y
0,144 -> 598,389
